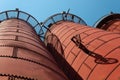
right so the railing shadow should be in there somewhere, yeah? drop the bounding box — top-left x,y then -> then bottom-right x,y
71,34 -> 118,64
46,34 -> 83,80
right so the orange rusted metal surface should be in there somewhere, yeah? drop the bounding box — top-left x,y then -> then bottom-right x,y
98,20 -> 120,33
95,14 -> 120,33
45,21 -> 120,80
0,19 -> 68,80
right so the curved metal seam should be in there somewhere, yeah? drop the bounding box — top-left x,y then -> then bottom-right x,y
77,32 -> 119,72
0,73 -> 35,80
0,34 -> 40,45
86,46 -> 120,79
105,64 -> 120,79
0,39 -> 47,53
0,30 -> 39,41
0,44 -> 56,65
0,55 -> 68,80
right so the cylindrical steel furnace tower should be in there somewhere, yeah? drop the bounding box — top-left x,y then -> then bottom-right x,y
94,13 -> 120,33
42,12 -> 120,80
0,9 -> 68,80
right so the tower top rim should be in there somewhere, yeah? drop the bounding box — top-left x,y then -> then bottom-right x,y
41,12 -> 87,27
94,13 -> 120,28
0,9 -> 43,40
39,12 -> 87,40
0,9 -> 40,28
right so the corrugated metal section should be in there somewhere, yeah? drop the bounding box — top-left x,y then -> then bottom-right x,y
0,19 -> 68,80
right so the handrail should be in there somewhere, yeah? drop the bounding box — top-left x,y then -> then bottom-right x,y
40,12 -> 87,41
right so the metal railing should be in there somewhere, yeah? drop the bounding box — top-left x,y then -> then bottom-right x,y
40,11 -> 87,40
0,9 -> 87,41
0,9 -> 42,38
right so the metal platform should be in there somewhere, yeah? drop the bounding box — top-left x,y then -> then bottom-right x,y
0,9 -> 87,41
0,9 -> 42,38
40,11 -> 87,40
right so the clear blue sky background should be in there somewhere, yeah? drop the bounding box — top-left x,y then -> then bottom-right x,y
0,0 -> 120,26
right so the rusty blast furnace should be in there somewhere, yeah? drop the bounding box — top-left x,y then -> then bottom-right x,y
0,9 -> 120,80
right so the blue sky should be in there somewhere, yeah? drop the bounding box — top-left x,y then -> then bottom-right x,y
0,0 -> 120,26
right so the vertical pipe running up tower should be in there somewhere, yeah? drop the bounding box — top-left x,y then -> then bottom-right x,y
43,12 -> 120,80
0,10 -> 68,80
